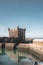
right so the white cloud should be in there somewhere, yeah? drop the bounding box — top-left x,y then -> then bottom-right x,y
0,25 -> 8,37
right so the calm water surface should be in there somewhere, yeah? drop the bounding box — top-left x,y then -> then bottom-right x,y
0,49 -> 43,65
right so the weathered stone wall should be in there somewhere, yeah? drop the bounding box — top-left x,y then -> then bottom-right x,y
33,41 -> 43,46
28,44 -> 43,61
5,43 -> 14,50
0,43 -> 15,50
33,39 -> 43,46
8,26 -> 26,40
18,43 -> 43,61
8,28 -> 18,38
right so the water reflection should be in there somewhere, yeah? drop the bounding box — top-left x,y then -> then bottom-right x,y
0,49 -> 43,65
0,49 -> 17,65
5,49 -> 41,62
13,49 -> 16,54
5,49 -> 18,62
1,49 -> 5,54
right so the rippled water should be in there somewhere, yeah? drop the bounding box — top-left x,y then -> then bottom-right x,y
0,49 -> 43,65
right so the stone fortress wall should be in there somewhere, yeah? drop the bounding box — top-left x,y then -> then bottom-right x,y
8,26 -> 26,40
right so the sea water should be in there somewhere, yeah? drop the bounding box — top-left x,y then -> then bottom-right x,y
0,49 -> 43,65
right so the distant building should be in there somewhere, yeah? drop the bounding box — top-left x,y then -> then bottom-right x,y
8,26 -> 26,40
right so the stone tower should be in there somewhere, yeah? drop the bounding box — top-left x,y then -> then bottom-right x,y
8,26 -> 26,40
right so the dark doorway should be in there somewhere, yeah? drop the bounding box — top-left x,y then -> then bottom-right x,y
1,43 -> 5,49
13,44 -> 16,50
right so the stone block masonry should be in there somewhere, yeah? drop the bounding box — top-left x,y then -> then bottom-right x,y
8,26 -> 26,41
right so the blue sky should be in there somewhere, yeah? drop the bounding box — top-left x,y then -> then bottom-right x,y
0,0 -> 43,38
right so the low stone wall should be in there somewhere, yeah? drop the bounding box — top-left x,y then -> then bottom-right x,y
5,43 -> 14,50
18,43 -> 30,48
33,41 -> 43,46
0,43 -> 15,50
33,39 -> 43,46
18,43 -> 43,61
28,44 -> 43,61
